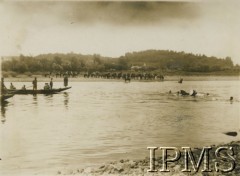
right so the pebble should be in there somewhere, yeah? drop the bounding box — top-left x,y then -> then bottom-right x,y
59,141 -> 240,175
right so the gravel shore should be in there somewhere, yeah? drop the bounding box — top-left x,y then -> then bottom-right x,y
58,141 -> 240,176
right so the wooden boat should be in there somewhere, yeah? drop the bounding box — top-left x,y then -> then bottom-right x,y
1,94 -> 14,101
11,87 -> 71,95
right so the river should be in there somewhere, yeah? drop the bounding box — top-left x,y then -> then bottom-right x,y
0,80 -> 239,175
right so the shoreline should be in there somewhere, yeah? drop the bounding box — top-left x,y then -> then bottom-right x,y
3,75 -> 240,82
59,140 -> 240,176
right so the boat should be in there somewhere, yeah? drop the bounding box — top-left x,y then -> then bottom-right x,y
1,94 -> 14,101
10,87 -> 71,95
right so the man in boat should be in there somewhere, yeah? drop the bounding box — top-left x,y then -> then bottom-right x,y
10,83 -> 16,90
21,85 -> 26,90
32,77 -> 37,91
44,83 -> 50,90
50,78 -> 53,89
64,76 -> 68,87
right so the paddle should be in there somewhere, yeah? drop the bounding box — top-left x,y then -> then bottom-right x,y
19,85 -> 33,90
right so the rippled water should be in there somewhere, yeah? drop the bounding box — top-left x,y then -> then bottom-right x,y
0,81 -> 240,175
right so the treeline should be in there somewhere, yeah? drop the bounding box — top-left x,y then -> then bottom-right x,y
124,50 -> 238,72
1,50 -> 240,75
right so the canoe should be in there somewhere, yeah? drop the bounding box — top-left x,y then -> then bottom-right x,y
1,94 -> 14,101
11,87 -> 71,95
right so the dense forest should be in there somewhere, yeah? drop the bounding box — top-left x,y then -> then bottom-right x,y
1,50 -> 240,77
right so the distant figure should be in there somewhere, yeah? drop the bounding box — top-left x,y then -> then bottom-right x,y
169,90 -> 172,94
50,78 -> 53,89
178,78 -> 183,84
230,96 -> 233,101
178,90 -> 197,96
180,90 -> 189,96
64,76 -> 68,87
10,83 -> 16,90
125,76 -> 131,83
190,90 -> 197,97
21,85 -> 26,90
44,83 -> 50,90
32,77 -> 37,90
160,75 -> 164,81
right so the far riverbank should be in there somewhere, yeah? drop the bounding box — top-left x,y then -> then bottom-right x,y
3,75 -> 240,82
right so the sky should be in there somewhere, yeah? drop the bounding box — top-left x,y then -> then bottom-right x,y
0,0 -> 240,64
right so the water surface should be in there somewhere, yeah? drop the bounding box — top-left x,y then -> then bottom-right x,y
0,81 -> 239,175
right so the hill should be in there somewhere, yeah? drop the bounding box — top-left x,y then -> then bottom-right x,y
1,50 -> 240,76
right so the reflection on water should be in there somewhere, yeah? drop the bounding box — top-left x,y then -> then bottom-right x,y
0,92 -> 70,123
64,92 -> 69,108
1,101 -> 7,124
33,94 -> 38,106
0,81 -> 239,175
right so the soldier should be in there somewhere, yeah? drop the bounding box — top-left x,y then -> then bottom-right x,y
64,76 -> 68,87
10,83 -> 16,90
50,78 -> 53,89
32,77 -> 37,90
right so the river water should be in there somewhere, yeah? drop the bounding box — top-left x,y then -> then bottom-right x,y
0,80 -> 239,175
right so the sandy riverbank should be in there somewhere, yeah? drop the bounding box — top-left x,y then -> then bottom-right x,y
58,140 -> 240,176
3,75 -> 240,82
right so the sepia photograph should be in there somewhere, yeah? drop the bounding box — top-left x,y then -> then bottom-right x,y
0,0 -> 240,175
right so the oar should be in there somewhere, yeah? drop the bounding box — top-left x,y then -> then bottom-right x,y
26,85 -> 33,88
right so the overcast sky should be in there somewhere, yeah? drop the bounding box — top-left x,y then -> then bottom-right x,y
0,1 -> 240,64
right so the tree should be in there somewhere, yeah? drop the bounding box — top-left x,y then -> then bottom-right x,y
116,57 -> 128,70
93,54 -> 102,65
53,56 -> 62,65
